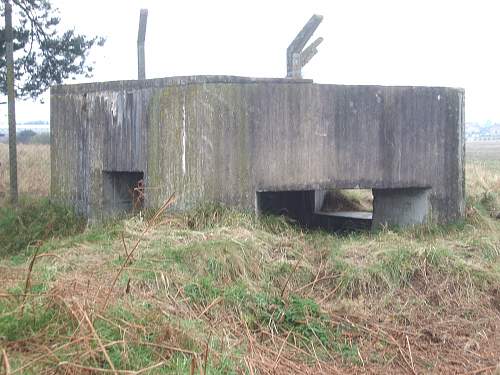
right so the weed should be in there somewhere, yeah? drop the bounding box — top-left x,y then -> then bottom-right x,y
331,322 -> 362,364
184,277 -> 221,304
373,247 -> 417,287
253,293 -> 332,348
223,282 -> 251,309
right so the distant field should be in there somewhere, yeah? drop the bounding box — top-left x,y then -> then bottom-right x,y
0,144 -> 50,202
467,140 -> 500,160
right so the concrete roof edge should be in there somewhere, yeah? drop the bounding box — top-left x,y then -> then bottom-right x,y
50,75 -> 465,95
50,75 -> 314,94
315,83 -> 465,92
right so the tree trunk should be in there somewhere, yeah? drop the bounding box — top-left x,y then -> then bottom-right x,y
5,0 -> 18,204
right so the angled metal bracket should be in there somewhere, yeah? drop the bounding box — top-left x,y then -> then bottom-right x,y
286,14 -> 323,78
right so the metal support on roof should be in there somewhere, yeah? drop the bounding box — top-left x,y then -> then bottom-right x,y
286,14 -> 323,78
137,9 -> 148,80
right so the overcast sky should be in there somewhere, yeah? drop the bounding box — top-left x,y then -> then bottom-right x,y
2,0 -> 500,124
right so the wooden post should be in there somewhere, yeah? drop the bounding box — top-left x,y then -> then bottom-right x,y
286,14 -> 323,78
5,0 -> 18,204
137,9 -> 148,80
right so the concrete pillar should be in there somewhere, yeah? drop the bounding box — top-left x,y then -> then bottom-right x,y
372,188 -> 430,229
314,190 -> 327,212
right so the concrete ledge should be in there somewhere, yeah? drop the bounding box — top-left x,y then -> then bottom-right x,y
316,211 -> 373,220
313,211 -> 372,231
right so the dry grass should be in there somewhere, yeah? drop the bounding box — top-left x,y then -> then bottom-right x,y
467,163 -> 500,194
0,143 -> 50,202
2,201 -> 499,374
0,142 -> 499,374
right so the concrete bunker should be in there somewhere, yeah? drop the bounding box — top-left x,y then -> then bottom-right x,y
50,13 -> 464,229
50,76 -> 464,227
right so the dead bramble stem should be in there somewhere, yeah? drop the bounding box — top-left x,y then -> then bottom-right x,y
2,349 -> 11,375
102,193 -> 176,310
280,252 -> 305,298
20,242 -> 42,316
78,303 -> 118,375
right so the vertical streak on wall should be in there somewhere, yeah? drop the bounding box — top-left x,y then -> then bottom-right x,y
459,91 -> 465,216
182,86 -> 187,176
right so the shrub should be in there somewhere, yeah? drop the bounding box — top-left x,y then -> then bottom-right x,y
0,198 -> 85,257
16,129 -> 37,143
28,132 -> 51,145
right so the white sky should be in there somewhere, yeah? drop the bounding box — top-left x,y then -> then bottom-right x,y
2,0 -> 500,124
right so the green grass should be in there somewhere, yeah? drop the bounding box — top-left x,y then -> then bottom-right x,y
0,198 -> 85,257
0,299 -> 73,342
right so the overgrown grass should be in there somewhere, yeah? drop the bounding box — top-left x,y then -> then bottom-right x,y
0,147 -> 499,373
0,198 -> 85,257
0,197 -> 498,372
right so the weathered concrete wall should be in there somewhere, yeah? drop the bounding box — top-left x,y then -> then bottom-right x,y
51,75 -> 464,224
